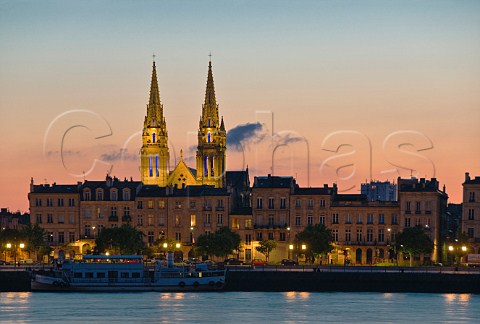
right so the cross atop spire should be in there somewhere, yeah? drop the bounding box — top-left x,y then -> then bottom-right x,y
145,59 -> 165,128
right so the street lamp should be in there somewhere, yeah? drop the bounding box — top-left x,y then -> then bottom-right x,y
92,226 -> 96,239
6,241 -> 24,267
448,244 -> 467,265
6,243 -> 11,263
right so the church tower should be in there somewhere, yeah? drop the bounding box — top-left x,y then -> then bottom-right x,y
196,60 -> 226,188
141,59 -> 169,186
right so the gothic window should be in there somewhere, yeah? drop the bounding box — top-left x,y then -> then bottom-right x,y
152,133 -> 156,143
149,156 -> 153,177
156,155 -> 159,177
207,132 -> 211,143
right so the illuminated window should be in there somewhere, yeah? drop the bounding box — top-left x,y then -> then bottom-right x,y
191,214 -> 196,227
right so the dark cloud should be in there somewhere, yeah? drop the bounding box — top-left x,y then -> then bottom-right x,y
101,148 -> 138,162
227,122 -> 266,151
46,150 -> 80,157
273,132 -> 304,146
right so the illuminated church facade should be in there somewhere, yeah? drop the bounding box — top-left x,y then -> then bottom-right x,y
140,60 -> 226,189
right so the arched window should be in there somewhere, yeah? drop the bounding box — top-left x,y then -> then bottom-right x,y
207,132 -> 211,143
152,133 -> 156,143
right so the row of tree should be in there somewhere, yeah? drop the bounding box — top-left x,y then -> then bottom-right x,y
0,224 -> 51,261
1,222 -> 436,265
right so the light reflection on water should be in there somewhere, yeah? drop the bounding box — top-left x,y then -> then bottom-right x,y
1,292 -> 480,323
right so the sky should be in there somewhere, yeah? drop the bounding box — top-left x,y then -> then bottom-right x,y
1,0 -> 479,212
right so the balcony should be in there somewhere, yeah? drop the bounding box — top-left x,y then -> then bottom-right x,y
425,210 -> 432,214
215,207 -> 224,211
203,206 -> 212,211
108,216 -> 118,222
415,210 -> 421,214
122,216 -> 132,222
405,210 -> 411,214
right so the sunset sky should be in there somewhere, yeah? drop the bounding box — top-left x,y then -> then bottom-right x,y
1,0 -> 479,212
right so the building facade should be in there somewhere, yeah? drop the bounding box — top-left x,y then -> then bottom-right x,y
462,172 -> 480,253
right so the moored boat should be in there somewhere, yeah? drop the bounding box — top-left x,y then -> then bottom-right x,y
31,253 -> 226,292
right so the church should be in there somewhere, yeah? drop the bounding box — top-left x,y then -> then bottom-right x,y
140,59 -> 227,189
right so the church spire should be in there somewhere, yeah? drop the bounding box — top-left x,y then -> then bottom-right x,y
146,59 -> 164,126
201,59 -> 219,127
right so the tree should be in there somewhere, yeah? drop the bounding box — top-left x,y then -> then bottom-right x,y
295,224 -> 333,264
396,226 -> 433,266
95,224 -> 145,255
195,227 -> 241,260
255,240 -> 277,262
20,223 -> 48,261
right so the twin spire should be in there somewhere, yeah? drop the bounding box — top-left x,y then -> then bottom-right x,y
145,60 -> 164,128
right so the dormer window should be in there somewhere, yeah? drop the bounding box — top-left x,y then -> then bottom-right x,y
123,189 -> 130,201
111,190 -> 117,201
83,190 -> 91,201
96,189 -> 103,201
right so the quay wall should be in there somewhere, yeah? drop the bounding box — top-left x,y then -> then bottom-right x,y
2,270 -> 480,293
225,271 -> 480,293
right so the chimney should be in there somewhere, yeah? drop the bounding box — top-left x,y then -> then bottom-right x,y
465,172 -> 470,182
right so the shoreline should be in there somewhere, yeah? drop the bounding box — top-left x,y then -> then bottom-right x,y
2,269 -> 480,293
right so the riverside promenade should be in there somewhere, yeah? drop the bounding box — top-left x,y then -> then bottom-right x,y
2,265 -> 480,293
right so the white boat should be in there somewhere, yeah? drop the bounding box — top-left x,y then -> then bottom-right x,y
31,253 -> 226,292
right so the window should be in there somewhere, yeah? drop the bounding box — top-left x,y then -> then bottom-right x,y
232,217 -> 239,229
406,201 -> 411,213
97,208 -> 103,219
217,200 -> 224,208
97,190 -> 103,201
425,201 -> 432,213
307,199 -> 313,209
345,213 -> 351,224
405,218 -> 411,227
379,214 -> 385,225
295,216 -> 301,226
467,228 -> 474,239
415,218 -> 421,226
378,229 -> 384,242
69,232 -> 75,243
68,198 -> 75,207
188,214 -> 196,227
35,198 -> 42,207
268,232 -> 274,240
148,231 -> 154,245
96,272 -> 106,279
36,214 -> 42,224
175,201 -> 182,209
159,200 -> 165,209
307,215 -> 313,225
415,201 -> 421,213
137,215 -> 143,226
58,232 -> 65,244
357,214 -> 362,224
320,199 -> 326,208
137,201 -> 143,209
147,215 -> 154,226
356,229 -> 362,242
391,213 -> 398,225
217,213 -> 223,225
111,207 -> 117,217
124,207 -> 130,217
47,214 -> 53,224
123,190 -> 130,201
205,214 -> 211,226
332,213 -> 339,224
47,198 -> 53,207
268,197 -> 274,209
319,216 -> 325,225
175,214 -> 181,226
152,133 -> 156,143
345,229 -> 351,242
468,209 -> 475,220
367,213 -> 374,224
332,229 -> 338,242
469,192 -> 476,202
175,232 -> 181,241
58,198 -> 64,207
268,215 -> 274,226
245,219 -> 252,229
58,215 -> 64,224
257,198 -> 263,209
69,214 -> 75,224
256,232 -> 263,241
159,216 -> 165,226
280,197 -> 286,209
367,228 -> 373,242
295,199 -> 301,208
84,225 -> 91,237
47,232 -> 54,243
245,234 -> 252,245
148,200 -> 154,209
279,232 -> 286,241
